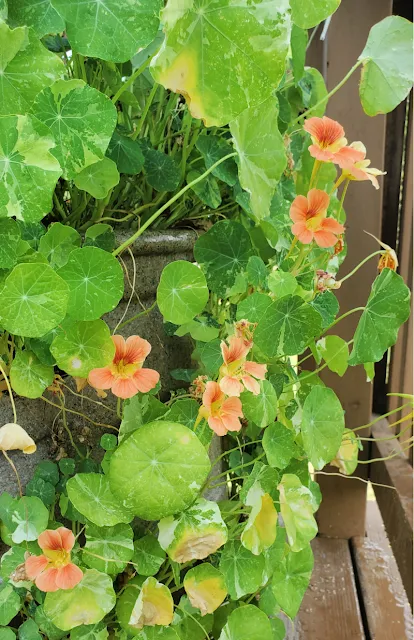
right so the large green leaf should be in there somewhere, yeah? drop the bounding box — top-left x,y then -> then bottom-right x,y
219,540 -> 265,600
289,0 -> 340,29
255,296 -> 322,358
279,474 -> 318,552
50,0 -> 163,63
359,16 -> 413,116
44,569 -> 116,631
31,80 -> 118,180
301,386 -> 344,470
8,0 -> 65,37
196,135 -> 238,186
0,21 -> 63,116
107,130 -> 145,175
349,269 -> 411,365
157,260 -> 209,325
57,247 -> 124,321
9,496 -> 49,543
131,535 -> 166,577
193,220 -> 253,297
0,583 -> 21,626
66,473 -> 134,527
271,544 -> 314,619
109,421 -> 211,520
0,262 -> 68,338
0,219 -> 20,269
230,97 -> 287,220
39,222 -> 81,269
10,349 -> 54,398
219,605 -> 273,640
74,158 -> 120,199
263,422 -> 297,469
236,292 -> 272,324
83,523 -> 134,575
0,114 -> 61,222
187,169 -> 222,209
50,319 -> 115,378
142,147 -> 180,192
316,335 -> 349,377
151,0 -> 291,126
241,381 -> 278,429
70,623 -> 108,640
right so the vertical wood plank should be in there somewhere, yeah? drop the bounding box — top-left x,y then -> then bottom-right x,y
307,0 -> 392,538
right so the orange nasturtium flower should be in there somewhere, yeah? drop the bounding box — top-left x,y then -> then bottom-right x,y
303,116 -> 364,167
341,141 -> 386,189
89,335 -> 159,400
219,336 -> 267,397
196,381 -> 243,436
290,188 -> 345,248
25,527 -> 83,592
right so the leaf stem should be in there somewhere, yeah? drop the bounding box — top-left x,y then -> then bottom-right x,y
112,57 -> 152,104
112,152 -> 238,257
338,251 -> 383,285
117,301 -> 157,330
326,306 -> 365,331
0,360 -> 17,423
132,82 -> 158,140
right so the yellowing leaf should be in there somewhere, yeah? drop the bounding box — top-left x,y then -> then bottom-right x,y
330,429 -> 359,475
0,423 -> 36,454
129,577 -> 173,629
241,488 -> 277,556
183,563 -> 227,616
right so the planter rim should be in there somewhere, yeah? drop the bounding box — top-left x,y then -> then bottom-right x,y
115,228 -> 199,257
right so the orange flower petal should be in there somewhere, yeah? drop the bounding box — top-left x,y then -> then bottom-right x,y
221,414 -> 242,432
203,381 -> 223,409
25,554 -> 49,579
242,375 -> 260,395
219,375 -> 243,397
222,396 -> 244,418
334,145 -> 365,169
304,116 -> 345,146
111,377 -> 139,399
313,229 -> 339,248
88,367 -> 115,390
292,223 -> 313,244
125,336 -> 151,364
112,335 -> 127,362
36,567 -> 60,592
132,368 -> 160,393
38,529 -> 65,552
289,195 -> 308,222
55,563 -> 83,590
244,361 -> 267,380
307,188 -> 330,216
208,416 -> 227,436
321,217 -> 345,235
57,527 -> 75,552
308,144 -> 336,162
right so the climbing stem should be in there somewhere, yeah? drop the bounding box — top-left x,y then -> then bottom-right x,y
338,251 -> 383,285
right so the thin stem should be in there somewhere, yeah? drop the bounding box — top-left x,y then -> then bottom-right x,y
41,396 -> 119,431
336,178 -> 349,219
53,192 -> 67,220
2,451 -> 22,497
326,307 -> 365,331
112,57 -> 152,104
0,361 -> 17,423
132,83 -> 158,140
352,406 -> 413,433
293,60 -> 363,125
60,402 -> 85,459
309,159 -> 321,189
58,380 -> 117,413
315,470 -> 397,491
338,251 -> 383,285
112,152 -> 237,257
210,440 -> 263,468
207,453 -> 265,484
117,301 -> 157,330
285,237 -> 298,261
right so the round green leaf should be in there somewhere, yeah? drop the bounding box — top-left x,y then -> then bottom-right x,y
10,496 -> 49,543
219,605 -> 273,640
26,477 -> 55,507
263,423 -> 297,469
301,386 -> 345,470
196,135 -> 238,186
131,535 -> 166,576
39,222 -> 81,269
35,606 -> 66,640
0,21 -> 63,116
44,569 -> 116,631
278,474 -> 318,552
187,170 -> 221,209
359,16 -> 414,116
310,290 -> 339,328
255,295 -> 322,358
0,627 -> 16,640
70,623 -> 108,640
230,97 -> 287,220
219,541 -> 265,600
83,523 -> 134,575
267,270 -> 297,298
151,0 -> 291,127
194,220 -> 253,297
271,544 -> 313,619
66,473 -> 134,527
0,114 -> 62,222
142,148 -> 180,192
107,130 -> 145,175
349,269 -> 411,365
241,381 -> 278,429
109,421 -> 211,520
74,158 -> 120,199
0,219 -> 21,269
157,261 -> 209,325
0,263 -> 69,338
57,247 -> 124,321
246,256 -> 267,288
31,79 -> 117,180
10,349 -> 54,398
8,0 -> 65,37
0,583 -> 21,626
184,563 -> 227,616
17,619 -> 41,640
84,224 -> 115,252
51,319 -> 115,377
316,335 -> 349,377
289,0 -> 340,29
236,292 -> 272,324
51,0 -> 163,63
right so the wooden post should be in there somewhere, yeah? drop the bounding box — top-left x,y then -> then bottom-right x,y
307,0 -> 392,538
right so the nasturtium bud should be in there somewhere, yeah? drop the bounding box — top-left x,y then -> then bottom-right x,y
183,563 -> 227,616
158,498 -> 228,563
129,577 -> 173,630
330,428 -> 359,475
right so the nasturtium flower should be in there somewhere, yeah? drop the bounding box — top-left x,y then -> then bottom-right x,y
196,381 -> 243,436
129,577 -> 174,629
341,141 -> 386,189
25,527 -> 83,592
0,423 -> 36,454
290,188 -> 345,248
219,336 -> 267,397
303,116 -> 364,167
88,335 -> 159,400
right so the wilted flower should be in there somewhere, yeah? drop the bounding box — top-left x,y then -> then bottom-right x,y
190,375 -> 208,399
89,335 -> 159,400
290,189 -> 344,248
341,141 -> 386,189
0,423 -> 36,454
25,527 -> 83,592
303,116 -> 365,167
196,381 -> 243,436
234,319 -> 257,349
334,234 -> 345,255
219,336 -> 266,396
365,231 -> 399,272
315,270 -> 341,292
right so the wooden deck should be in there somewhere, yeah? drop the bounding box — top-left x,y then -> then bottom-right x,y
288,500 -> 412,640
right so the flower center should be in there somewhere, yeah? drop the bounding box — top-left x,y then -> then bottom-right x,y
45,549 -> 70,568
111,359 -> 140,378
